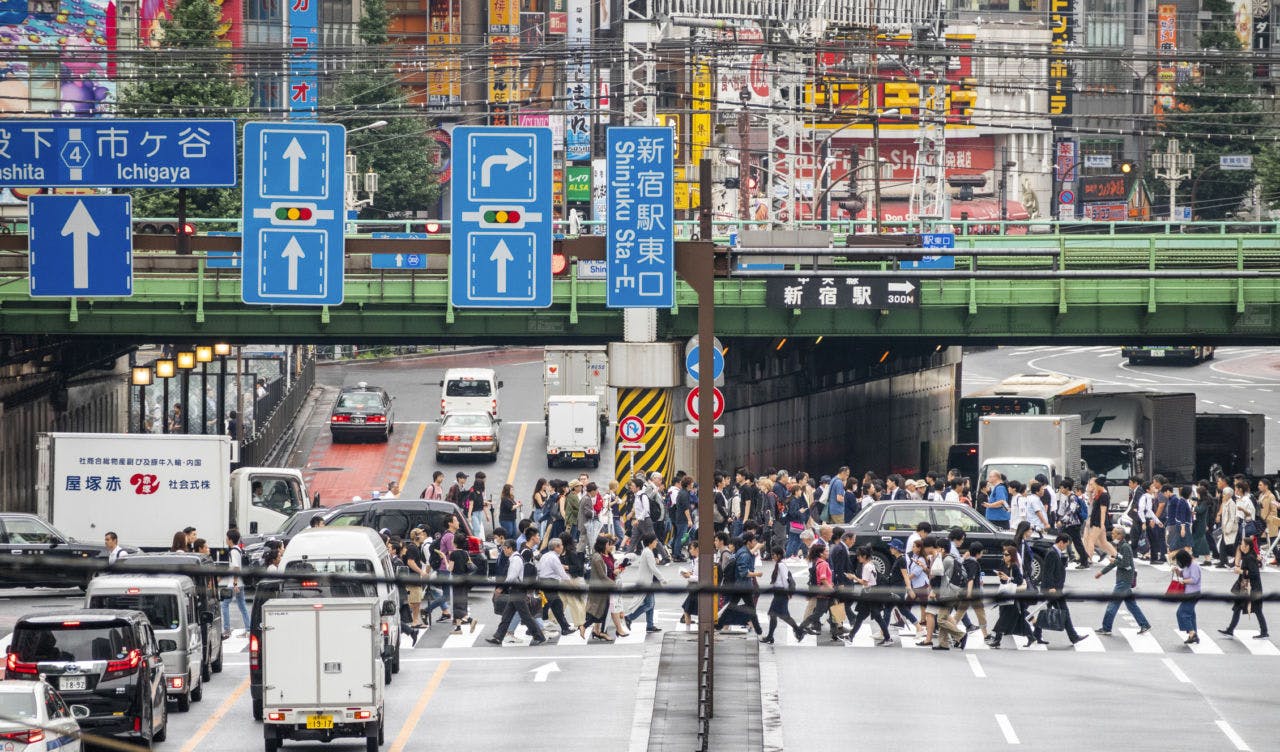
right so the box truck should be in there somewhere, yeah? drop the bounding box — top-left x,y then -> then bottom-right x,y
1055,392 -> 1196,507
978,415 -> 1082,489
543,346 -> 609,419
1196,413 -> 1266,479
261,597 -> 385,752
36,433 -> 315,549
546,395 -> 604,468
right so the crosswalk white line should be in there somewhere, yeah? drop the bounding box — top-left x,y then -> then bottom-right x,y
1233,630 -> 1280,656
442,623 -> 484,649
1184,630 -> 1223,655
1072,627 -> 1105,652
1119,627 -> 1163,653
615,627 -> 648,645
223,635 -> 249,654
1014,636 -> 1047,651
963,632 -> 989,651
556,630 -> 588,647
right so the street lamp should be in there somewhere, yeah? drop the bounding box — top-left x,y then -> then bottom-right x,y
176,350 -> 195,435
345,121 -> 387,215
214,343 -> 231,436
130,367 -> 152,434
812,108 -> 900,231
1151,139 -> 1195,221
196,346 -> 213,434
155,359 -> 175,435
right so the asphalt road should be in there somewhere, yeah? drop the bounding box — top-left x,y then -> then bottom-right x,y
292,348 -> 617,517
962,345 -> 1280,474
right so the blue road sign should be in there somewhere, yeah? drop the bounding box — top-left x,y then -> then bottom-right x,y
450,127 -> 553,308
371,253 -> 428,270
242,122 -> 345,306
371,232 -> 430,240
205,232 -> 241,269
607,127 -> 674,308
902,232 -> 956,270
0,120 -> 236,187
685,344 -> 724,382
29,195 -> 132,298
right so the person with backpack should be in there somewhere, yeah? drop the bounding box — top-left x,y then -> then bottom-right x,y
544,480 -> 566,548
759,545 -> 801,644
445,471 -> 468,510
924,536 -> 968,650
845,546 -> 894,646
563,479 -> 583,543
485,540 -> 548,646
1055,478 -> 1089,569
826,467 -> 848,524
714,536 -> 762,635
881,538 -> 917,635
956,542 -> 988,640
1093,524 -> 1151,637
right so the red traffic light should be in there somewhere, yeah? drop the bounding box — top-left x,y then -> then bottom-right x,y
181,223 -> 196,235
551,253 -> 568,275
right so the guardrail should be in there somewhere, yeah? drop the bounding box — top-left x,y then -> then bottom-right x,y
238,357 -> 314,468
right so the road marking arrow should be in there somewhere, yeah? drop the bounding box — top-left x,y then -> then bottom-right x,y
530,661 -> 560,683
480,147 -> 529,188
60,199 -> 100,289
490,239 -> 514,294
281,236 -> 306,291
283,137 -> 306,193
888,281 -> 916,294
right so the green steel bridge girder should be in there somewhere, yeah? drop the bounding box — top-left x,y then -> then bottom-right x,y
4,273 -> 1280,342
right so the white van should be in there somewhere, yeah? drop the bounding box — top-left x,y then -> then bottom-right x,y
440,368 -> 502,417
277,528 -> 403,684
85,575 -> 205,712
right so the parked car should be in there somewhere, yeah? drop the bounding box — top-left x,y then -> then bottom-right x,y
0,679 -> 87,752
0,514 -> 114,590
436,412 -> 501,462
846,501 -> 1055,582
330,383 -> 395,443
5,610 -> 168,748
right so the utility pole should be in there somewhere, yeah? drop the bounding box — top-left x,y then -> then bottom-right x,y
460,0 -> 485,120
907,21 -> 949,231
738,89 -> 750,222
1151,138 -> 1194,220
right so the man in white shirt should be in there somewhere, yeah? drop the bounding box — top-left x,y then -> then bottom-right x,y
944,479 -> 962,505
104,532 -> 128,565
536,538 -> 573,633
1025,482 -> 1049,533
1009,482 -> 1028,528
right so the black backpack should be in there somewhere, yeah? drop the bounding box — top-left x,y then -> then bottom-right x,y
647,492 -> 663,522
947,554 -> 968,588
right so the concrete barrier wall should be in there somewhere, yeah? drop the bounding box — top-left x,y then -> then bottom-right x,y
672,347 -> 959,479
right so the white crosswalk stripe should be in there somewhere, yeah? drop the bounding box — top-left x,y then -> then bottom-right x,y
1184,630 -> 1223,655
1234,630 -> 1280,656
441,623 -> 484,648
1072,627 -> 1106,652
1119,627 -> 1163,653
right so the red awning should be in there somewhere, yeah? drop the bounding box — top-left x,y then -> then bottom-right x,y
859,199 -> 1031,233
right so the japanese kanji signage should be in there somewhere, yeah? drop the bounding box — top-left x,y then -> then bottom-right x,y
1048,0 -> 1074,127
0,119 -> 236,187
766,277 -> 921,309
565,0 -> 592,161
288,0 -> 318,118
1080,176 -> 1127,202
607,127 -> 673,308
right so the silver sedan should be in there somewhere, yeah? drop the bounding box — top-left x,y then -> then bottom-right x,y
436,412 -> 500,462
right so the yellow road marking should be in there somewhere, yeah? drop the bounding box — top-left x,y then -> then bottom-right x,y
398,422 -> 428,493
180,677 -> 249,752
389,661 -> 450,752
505,421 -> 529,488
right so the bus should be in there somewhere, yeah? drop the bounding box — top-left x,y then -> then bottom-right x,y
948,373 -> 1092,480
1121,346 -> 1214,365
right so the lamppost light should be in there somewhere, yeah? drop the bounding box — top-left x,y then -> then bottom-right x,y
213,343 -> 232,357
131,367 -> 153,386
177,351 -> 196,370
196,346 -> 213,363
156,360 -> 175,379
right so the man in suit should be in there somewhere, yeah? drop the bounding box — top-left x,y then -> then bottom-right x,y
885,474 -> 909,501
827,529 -> 855,640
1031,533 -> 1084,645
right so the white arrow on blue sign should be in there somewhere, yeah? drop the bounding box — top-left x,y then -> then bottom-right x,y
28,195 -> 132,298
241,122 -> 346,306
450,127 -> 553,308
371,254 -> 427,270
684,335 -> 725,387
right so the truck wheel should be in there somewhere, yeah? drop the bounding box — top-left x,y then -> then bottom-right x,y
265,737 -> 281,752
366,734 -> 379,752
590,457 -> 600,469
177,691 -> 191,713
392,644 -> 401,674
547,457 -> 557,468
378,719 -> 385,745
252,697 -> 263,721
384,659 -> 393,686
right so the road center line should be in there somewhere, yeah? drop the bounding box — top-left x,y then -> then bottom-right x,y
397,422 -> 427,493
505,421 -> 529,487
179,677 -> 249,752
388,660 -> 449,752
1162,657 -> 1191,684
967,654 -> 986,678
994,714 -> 1020,745
1216,720 -> 1252,751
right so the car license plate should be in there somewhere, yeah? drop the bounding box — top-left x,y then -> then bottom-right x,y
59,676 -> 87,691
455,446 -> 470,452
1150,350 -> 1164,357
352,416 -> 366,423
571,452 -> 585,458
306,715 -> 334,730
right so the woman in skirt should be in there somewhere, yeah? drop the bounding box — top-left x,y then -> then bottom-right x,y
759,545 -> 800,643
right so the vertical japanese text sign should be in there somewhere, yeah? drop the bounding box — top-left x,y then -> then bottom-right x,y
607,127 -> 674,308
288,0 -> 318,118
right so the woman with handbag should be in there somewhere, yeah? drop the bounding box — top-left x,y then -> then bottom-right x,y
987,545 -> 1032,648
579,535 -> 626,642
759,545 -> 801,644
1170,550 -> 1202,645
1220,536 -> 1268,639
794,542 -> 834,642
783,484 -> 808,559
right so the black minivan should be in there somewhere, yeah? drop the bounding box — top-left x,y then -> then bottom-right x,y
6,610 -> 168,748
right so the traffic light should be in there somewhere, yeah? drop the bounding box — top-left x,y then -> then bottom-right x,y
552,253 -> 569,275
1119,160 -> 1134,175
481,209 -> 521,224
274,206 -> 313,221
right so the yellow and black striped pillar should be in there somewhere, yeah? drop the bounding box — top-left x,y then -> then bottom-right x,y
615,387 -> 673,487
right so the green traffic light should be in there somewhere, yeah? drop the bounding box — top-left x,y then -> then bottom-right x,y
483,211 -> 497,223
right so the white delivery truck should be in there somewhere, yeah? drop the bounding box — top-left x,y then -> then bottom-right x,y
979,415 -> 1082,489
546,395 -> 604,468
543,346 -> 609,408
261,597 -> 384,752
36,433 -> 315,548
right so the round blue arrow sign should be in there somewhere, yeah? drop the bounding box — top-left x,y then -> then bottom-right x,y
685,345 -> 724,382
